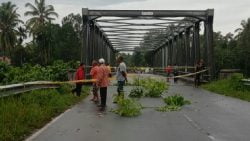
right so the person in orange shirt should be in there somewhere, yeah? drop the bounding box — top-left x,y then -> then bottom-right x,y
90,60 -> 100,103
97,58 -> 110,111
106,62 -> 112,78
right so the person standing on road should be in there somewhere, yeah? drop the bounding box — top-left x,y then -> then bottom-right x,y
194,61 -> 202,87
96,58 -> 110,111
173,64 -> 179,83
90,60 -> 100,103
200,59 -> 205,70
72,63 -> 85,97
165,65 -> 173,82
199,59 -> 206,81
116,56 -> 127,98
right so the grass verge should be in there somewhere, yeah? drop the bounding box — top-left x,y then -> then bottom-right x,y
0,85 -> 90,141
202,74 -> 250,102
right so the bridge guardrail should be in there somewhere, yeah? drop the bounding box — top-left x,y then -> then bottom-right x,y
241,79 -> 250,86
0,81 -> 60,98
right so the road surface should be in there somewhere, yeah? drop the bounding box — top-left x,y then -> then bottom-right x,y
26,74 -> 250,141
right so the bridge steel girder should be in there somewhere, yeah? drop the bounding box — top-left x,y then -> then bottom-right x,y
185,29 -> 191,67
87,9 -> 211,17
194,22 -> 200,63
205,15 -> 214,79
82,11 -> 116,67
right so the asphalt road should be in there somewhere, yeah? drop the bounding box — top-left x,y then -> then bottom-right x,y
26,75 -> 250,141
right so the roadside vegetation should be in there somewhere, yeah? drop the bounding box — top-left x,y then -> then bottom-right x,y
0,61 -> 77,85
203,74 -> 250,102
1,0 -> 250,138
0,85 -> 90,141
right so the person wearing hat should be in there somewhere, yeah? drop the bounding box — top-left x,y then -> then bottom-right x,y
96,58 -> 110,111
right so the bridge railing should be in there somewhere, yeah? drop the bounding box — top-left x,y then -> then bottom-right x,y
241,79 -> 250,86
0,81 -> 60,98
152,66 -> 210,83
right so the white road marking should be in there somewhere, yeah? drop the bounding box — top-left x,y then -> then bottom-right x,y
208,135 -> 216,140
25,109 -> 71,141
183,114 -> 216,141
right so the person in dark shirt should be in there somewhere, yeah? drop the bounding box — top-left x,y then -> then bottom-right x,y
173,64 -> 179,83
194,61 -> 202,87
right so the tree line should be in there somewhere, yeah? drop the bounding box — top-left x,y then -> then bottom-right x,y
0,0 -> 250,77
209,19 -> 250,77
0,0 -> 82,66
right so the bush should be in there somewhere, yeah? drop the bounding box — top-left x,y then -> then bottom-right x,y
0,60 -> 75,85
0,62 -> 11,83
46,60 -> 71,81
229,73 -> 245,90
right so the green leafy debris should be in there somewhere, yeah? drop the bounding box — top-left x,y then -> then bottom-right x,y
163,94 -> 191,106
129,87 -> 144,98
133,77 -> 168,97
112,96 -> 142,117
156,94 -> 191,112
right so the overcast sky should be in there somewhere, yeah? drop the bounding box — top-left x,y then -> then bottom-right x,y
2,0 -> 250,35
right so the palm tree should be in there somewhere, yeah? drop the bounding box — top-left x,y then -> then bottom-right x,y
25,0 -> 58,64
25,0 -> 58,34
17,26 -> 27,45
0,2 -> 23,60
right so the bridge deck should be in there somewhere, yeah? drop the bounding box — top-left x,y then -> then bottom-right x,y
27,74 -> 250,141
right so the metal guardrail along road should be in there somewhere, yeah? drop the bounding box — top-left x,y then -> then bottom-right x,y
242,79 -> 250,86
0,81 -> 60,98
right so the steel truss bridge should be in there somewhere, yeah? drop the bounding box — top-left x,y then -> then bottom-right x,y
81,9 -> 214,77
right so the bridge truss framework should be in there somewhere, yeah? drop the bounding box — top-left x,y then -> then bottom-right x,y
82,8 -> 214,78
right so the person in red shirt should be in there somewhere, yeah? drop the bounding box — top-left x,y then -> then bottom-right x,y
72,63 -> 85,97
90,60 -> 100,102
165,65 -> 173,82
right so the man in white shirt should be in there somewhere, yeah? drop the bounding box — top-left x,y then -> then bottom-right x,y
116,56 -> 127,97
